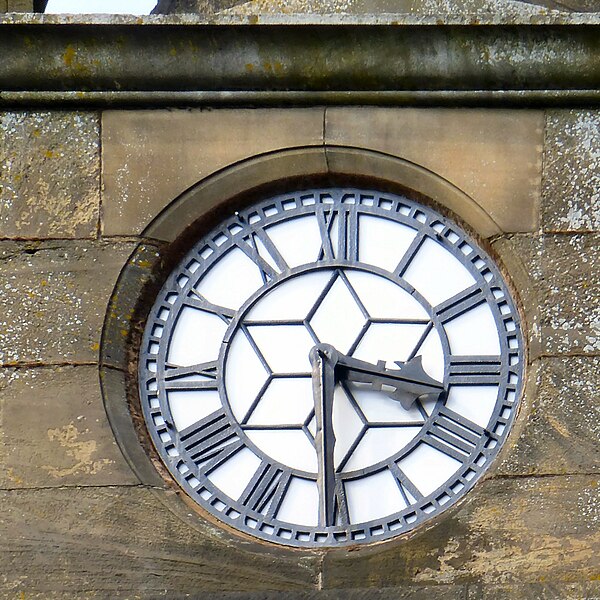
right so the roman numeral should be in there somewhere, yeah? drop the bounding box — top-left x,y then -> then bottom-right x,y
316,207 -> 336,261
316,207 -> 358,262
251,227 -> 289,271
337,208 -> 359,262
238,461 -> 292,518
184,290 -> 235,323
177,408 -> 243,470
333,479 -> 350,526
232,219 -> 288,283
389,461 -> 424,504
393,231 -> 426,277
424,406 -> 485,463
164,360 -> 219,391
434,285 -> 486,323
235,237 -> 279,282
448,356 -> 503,385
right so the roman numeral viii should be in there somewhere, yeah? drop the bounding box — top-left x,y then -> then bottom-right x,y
177,408 -> 244,472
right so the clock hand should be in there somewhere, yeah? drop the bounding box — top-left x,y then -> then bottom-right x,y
313,344 -> 444,411
309,344 -> 338,528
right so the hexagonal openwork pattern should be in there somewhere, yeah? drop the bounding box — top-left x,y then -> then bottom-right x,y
139,188 -> 524,547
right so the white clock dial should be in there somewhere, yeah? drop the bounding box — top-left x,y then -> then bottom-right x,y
139,188 -> 524,547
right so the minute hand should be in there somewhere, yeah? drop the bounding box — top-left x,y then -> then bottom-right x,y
336,353 -> 444,410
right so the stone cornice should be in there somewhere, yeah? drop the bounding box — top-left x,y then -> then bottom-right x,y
0,18 -> 598,107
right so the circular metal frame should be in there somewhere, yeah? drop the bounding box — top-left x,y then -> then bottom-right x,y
139,188 -> 524,548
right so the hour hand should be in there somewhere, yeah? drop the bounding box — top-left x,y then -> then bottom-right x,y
308,344 -> 338,528
336,354 -> 444,411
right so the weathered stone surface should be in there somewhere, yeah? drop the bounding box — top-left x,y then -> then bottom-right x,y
102,109 -> 325,236
0,486 -> 320,596
490,236 -> 542,358
4,584 -> 599,600
3,0 -> 34,11
321,475 -> 600,588
0,240 -> 138,365
100,242 -> 165,371
498,357 -> 600,476
504,233 -> 600,355
325,108 -> 543,234
183,588 -> 466,600
543,110 -> 600,233
0,588 -> 469,600
100,366 -> 167,488
547,233 -> 600,353
155,0 -> 599,15
0,365 -> 138,488
468,581 -> 600,600
0,112 -> 100,238
2,478 -> 597,596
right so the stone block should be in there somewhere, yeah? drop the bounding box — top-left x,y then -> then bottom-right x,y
165,587 -> 468,600
0,112 -> 100,239
498,357 -> 600,476
543,110 -> 600,232
0,486 -> 320,596
144,146 -> 329,243
324,146 -> 501,238
0,365 -> 138,488
544,233 -> 599,355
321,475 -> 600,588
325,108 -> 544,235
101,109 -> 325,236
490,236 -> 542,359
0,240 -> 139,365
0,588 -> 470,600
6,0 -> 33,10
468,582 -> 600,600
504,233 -> 600,356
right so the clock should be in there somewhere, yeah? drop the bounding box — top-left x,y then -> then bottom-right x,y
139,188 -> 524,547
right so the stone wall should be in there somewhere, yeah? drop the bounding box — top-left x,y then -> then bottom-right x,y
0,4 -> 599,598
0,104 -> 598,598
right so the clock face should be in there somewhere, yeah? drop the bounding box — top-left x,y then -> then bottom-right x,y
139,188 -> 524,547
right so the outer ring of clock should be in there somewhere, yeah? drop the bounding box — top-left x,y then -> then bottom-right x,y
138,188 -> 524,548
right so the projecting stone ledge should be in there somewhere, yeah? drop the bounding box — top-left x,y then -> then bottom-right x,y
0,15 -> 598,107
153,0 -> 600,17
